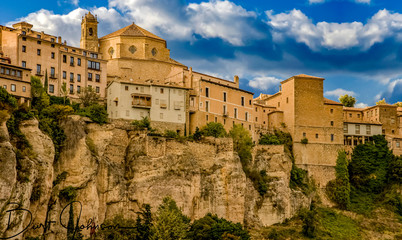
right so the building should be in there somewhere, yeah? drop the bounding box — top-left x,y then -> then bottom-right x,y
0,53 -> 31,104
107,80 -> 188,134
0,13 -> 107,101
254,74 -> 344,186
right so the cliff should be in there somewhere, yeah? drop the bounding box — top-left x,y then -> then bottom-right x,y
0,115 -> 310,239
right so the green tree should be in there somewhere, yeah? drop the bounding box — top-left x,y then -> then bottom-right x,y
339,94 -> 356,107
0,86 -> 17,110
187,213 -> 250,240
327,151 -> 350,209
376,98 -> 387,105
259,133 -> 282,145
31,76 -> 50,111
44,69 -> 49,94
79,104 -> 108,124
229,124 -> 253,166
78,87 -> 99,107
394,102 -> 402,107
349,135 -> 392,193
301,202 -> 318,238
153,197 -> 190,240
201,122 -> 227,138
95,215 -> 137,240
67,204 -> 75,240
136,204 -> 153,240
60,82 -> 68,105
389,156 -> 402,183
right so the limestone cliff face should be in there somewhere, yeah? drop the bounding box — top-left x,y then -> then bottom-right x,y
0,116 -> 310,239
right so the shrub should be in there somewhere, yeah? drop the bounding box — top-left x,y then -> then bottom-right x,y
59,186 -> 78,202
0,86 -> 17,110
201,122 -> 227,138
259,133 -> 282,145
132,116 -> 152,131
95,215 -> 137,240
164,130 -> 178,138
79,104 -> 108,124
191,127 -> 202,141
301,137 -> 308,144
326,151 -> 350,210
49,95 -> 70,105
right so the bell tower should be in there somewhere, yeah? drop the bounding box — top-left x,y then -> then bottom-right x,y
80,12 -> 99,52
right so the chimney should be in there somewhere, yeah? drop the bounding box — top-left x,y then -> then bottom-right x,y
41,31 -> 45,39
189,67 -> 193,88
58,36 -> 62,44
234,75 -> 239,87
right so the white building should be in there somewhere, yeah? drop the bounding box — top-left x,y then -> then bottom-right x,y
107,80 -> 188,135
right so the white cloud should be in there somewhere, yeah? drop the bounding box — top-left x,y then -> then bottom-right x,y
248,76 -> 282,91
267,9 -> 402,51
309,0 -> 325,4
325,88 -> 357,97
70,0 -> 79,6
355,102 -> 369,108
355,0 -> 370,4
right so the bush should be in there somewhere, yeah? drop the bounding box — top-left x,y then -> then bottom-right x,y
301,137 -> 308,144
95,215 -> 137,240
187,213 -> 250,240
49,95 -> 70,105
132,116 -> 153,131
79,104 -> 108,124
59,186 -> 78,202
201,122 -> 227,138
326,151 -> 350,210
191,127 -> 202,141
164,130 -> 178,138
0,86 -> 17,110
259,133 -> 282,145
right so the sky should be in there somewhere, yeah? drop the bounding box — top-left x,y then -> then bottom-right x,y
1,0 -> 402,107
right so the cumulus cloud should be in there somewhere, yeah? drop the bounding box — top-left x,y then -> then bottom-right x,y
355,0 -> 370,4
248,76 -> 282,91
379,79 -> 402,103
267,9 -> 402,51
309,0 -> 325,4
355,102 -> 369,108
325,88 -> 357,97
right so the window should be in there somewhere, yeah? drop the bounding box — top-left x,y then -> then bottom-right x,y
95,74 -> 100,82
349,113 -> 352,117
205,101 -> 209,112
63,71 -> 66,79
63,55 -> 67,63
397,142 -> 400,148
88,73 -> 92,81
151,48 -> 157,56
89,28 -> 93,36
70,57 -> 74,66
50,67 -> 55,77
96,87 -> 100,93
22,31 -> 26,35
160,88 -> 164,94
357,114 -> 360,118
178,114 -> 182,121
331,134 -> 334,142
330,121 -> 334,126
22,46 -> 26,52
37,34 -> 41,39
315,134 -> 318,139
69,84 -> 74,94
245,112 -> 248,121
77,58 -> 81,66
77,74 -> 81,82
22,61 -> 26,68
125,86 -> 129,91
37,49 -> 41,56
303,132 -> 306,137
215,117 -> 217,122
3,85 -> 6,89
51,38 -> 55,42
36,64 -> 41,75
16,71 -> 21,77
330,109 -> 333,113
249,100 -> 252,105
11,84 -> 16,92
206,115 -> 209,121
223,92 -> 227,102
22,37 -> 26,41
241,97 -> 245,106
160,113 -> 163,119
77,86 -> 81,93
37,40 -> 41,45
22,86 -> 26,92
223,105 -> 227,115
88,60 -> 100,70
286,97 -> 289,103
205,87 -> 209,97
51,44 -> 55,48
355,125 -> 360,134
234,108 -> 238,119
366,125 -> 371,135
278,102 -> 280,107
70,73 -> 74,82
51,52 -> 55,59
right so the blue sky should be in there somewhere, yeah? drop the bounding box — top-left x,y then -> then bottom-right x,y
2,0 -> 402,107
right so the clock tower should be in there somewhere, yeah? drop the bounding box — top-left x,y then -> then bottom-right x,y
80,12 -> 99,52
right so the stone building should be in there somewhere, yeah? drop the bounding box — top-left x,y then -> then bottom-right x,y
254,74 -> 345,186
0,12 -> 107,101
0,54 -> 31,104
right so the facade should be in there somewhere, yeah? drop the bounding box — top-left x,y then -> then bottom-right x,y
0,13 -> 107,101
107,80 -> 188,134
0,55 -> 31,104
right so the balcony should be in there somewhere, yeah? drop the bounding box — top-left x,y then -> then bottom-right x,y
223,111 -> 229,117
50,73 -> 58,79
36,70 -> 44,76
131,94 -> 152,108
70,62 -> 74,67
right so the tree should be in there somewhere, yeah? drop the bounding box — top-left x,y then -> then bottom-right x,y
79,87 -> 99,107
339,94 -> 356,107
80,104 -> 108,124
229,124 -> 253,165
376,98 -> 387,105
136,204 -> 153,240
201,122 -> 227,138
95,215 -> 137,240
152,197 -> 190,240
60,82 -> 68,105
44,69 -> 49,94
327,151 -> 350,209
67,204 -> 74,240
394,102 -> 402,107
31,76 -> 49,111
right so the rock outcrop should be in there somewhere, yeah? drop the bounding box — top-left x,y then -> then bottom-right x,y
0,116 -> 310,239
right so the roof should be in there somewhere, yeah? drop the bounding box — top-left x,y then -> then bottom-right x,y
100,23 -> 165,41
201,78 -> 254,95
344,120 -> 382,125
281,74 -> 324,84
109,79 -> 189,90
343,107 -> 365,111
323,98 -> 343,106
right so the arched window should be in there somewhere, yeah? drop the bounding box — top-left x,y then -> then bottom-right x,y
89,28 -> 93,36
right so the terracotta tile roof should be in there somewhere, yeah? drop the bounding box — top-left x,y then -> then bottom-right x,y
100,23 -> 165,41
323,98 -> 343,105
344,120 -> 382,125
